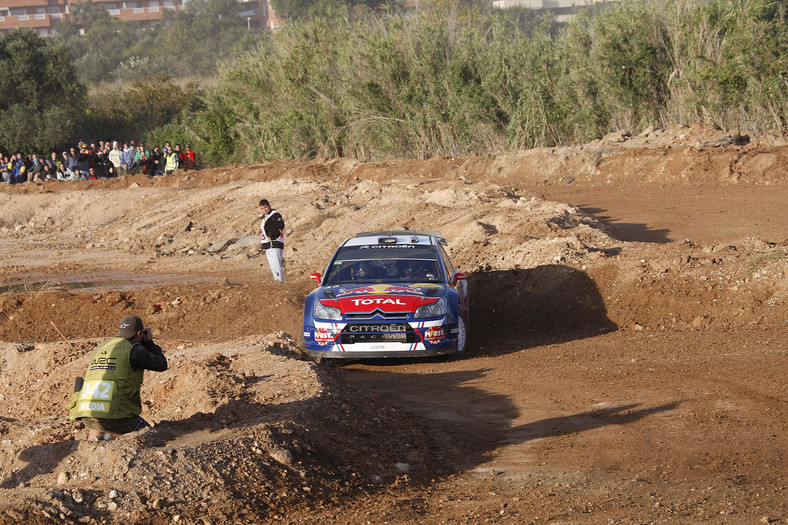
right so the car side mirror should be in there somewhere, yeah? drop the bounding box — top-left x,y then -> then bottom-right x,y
452,272 -> 467,286
310,272 -> 322,286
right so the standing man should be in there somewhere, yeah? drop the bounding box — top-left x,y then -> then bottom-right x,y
259,199 -> 285,283
164,146 -> 179,175
69,315 -> 167,441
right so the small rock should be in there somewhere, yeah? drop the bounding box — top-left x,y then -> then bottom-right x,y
208,239 -> 232,254
107,502 -> 118,512
270,448 -> 293,465
57,472 -> 70,485
394,462 -> 410,473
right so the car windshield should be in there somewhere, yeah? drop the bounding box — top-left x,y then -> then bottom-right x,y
323,245 -> 442,285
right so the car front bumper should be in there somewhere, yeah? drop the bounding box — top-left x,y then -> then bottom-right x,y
303,317 -> 461,359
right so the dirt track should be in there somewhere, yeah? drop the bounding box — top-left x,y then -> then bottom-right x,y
0,123 -> 786,523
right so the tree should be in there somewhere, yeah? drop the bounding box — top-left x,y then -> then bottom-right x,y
0,29 -> 86,153
55,1 -> 142,83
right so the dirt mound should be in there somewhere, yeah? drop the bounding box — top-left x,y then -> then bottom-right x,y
0,335 -> 434,522
0,123 -> 786,523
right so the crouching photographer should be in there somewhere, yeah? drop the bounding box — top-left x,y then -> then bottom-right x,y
68,315 -> 168,441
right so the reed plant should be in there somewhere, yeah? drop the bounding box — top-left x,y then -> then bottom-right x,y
196,0 -> 787,163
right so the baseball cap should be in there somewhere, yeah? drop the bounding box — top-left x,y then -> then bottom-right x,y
116,315 -> 144,339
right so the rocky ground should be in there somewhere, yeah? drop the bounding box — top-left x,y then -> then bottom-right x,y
0,123 -> 786,524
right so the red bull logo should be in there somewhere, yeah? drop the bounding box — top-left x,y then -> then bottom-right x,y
383,285 -> 419,294
338,286 -> 377,295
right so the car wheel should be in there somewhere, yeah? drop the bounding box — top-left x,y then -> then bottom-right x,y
456,314 -> 467,356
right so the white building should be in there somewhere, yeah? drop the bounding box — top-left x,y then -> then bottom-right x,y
492,0 -> 619,22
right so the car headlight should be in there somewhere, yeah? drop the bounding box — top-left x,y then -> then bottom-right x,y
314,302 -> 342,320
415,298 -> 446,319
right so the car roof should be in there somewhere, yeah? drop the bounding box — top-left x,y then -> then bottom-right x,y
346,230 -> 447,247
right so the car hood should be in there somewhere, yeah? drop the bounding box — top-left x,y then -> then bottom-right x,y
319,283 -> 445,314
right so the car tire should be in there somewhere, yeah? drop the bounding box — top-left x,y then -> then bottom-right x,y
455,314 -> 468,356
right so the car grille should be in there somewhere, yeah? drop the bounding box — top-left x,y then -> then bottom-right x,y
338,323 -> 418,344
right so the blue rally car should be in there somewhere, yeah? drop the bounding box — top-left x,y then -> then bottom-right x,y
303,231 -> 469,359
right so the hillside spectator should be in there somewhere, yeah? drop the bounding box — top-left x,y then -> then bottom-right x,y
149,147 -> 163,176
1,155 -> 10,183
137,148 -> 149,175
67,148 -> 78,171
42,162 -> 55,181
71,168 -> 84,181
55,163 -> 71,181
183,145 -> 195,170
20,155 -> 31,182
121,143 -> 135,172
134,143 -> 150,172
28,155 -> 44,182
47,151 -> 59,171
78,146 -> 91,172
164,146 -> 178,175
13,154 -> 25,183
175,144 -> 184,168
92,152 -> 105,178
104,151 -> 117,177
109,141 -> 122,173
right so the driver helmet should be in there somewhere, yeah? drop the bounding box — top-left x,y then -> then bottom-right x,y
355,262 -> 372,279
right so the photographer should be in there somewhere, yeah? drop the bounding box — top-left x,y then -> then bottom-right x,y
69,315 -> 167,441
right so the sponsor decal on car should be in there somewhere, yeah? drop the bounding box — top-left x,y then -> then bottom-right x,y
335,294 -> 436,314
337,284 -> 425,296
358,245 -> 415,250
314,328 -> 333,346
383,285 -> 420,294
424,326 -> 445,344
345,324 -> 409,332
337,286 -> 378,296
349,297 -> 407,307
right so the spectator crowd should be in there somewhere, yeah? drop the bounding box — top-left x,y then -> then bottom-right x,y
1,139 -> 196,184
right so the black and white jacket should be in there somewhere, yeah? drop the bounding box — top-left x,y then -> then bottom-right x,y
260,210 -> 285,250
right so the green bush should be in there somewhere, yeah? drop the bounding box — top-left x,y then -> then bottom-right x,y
78,77 -> 205,143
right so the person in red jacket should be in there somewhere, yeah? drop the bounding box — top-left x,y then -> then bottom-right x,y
183,144 -> 195,170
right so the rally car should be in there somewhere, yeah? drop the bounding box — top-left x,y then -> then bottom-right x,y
303,231 -> 469,359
